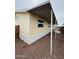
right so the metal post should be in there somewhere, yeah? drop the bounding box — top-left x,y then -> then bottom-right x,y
50,9 -> 53,55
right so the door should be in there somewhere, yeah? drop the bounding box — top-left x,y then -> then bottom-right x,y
15,25 -> 19,39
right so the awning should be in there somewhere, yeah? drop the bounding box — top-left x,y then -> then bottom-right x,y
28,3 -> 58,24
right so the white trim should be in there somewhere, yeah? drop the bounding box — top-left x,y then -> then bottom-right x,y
15,9 -> 27,12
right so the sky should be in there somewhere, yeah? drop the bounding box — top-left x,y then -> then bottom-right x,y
50,0 -> 64,26
15,0 -> 49,10
16,0 -> 64,26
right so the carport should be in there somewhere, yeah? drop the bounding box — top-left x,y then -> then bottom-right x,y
27,2 -> 57,55
27,0 -> 64,55
15,0 -> 64,55
28,3 -> 57,24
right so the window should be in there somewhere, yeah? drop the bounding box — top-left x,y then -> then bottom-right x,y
38,20 -> 44,27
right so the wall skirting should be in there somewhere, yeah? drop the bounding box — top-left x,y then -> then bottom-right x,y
29,30 -> 50,44
20,30 -> 50,45
20,34 -> 31,45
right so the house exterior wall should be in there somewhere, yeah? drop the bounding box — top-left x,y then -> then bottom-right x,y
15,12 -> 50,44
30,14 -> 50,35
15,12 -> 30,40
28,14 -> 50,44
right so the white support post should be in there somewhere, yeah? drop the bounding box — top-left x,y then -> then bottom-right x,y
50,9 -> 53,55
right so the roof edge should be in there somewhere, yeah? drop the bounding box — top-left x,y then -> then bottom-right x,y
27,0 -> 49,11
15,9 -> 27,12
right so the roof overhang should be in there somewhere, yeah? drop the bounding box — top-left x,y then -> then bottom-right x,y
27,3 -> 57,24
15,2 -> 57,24
28,3 -> 51,21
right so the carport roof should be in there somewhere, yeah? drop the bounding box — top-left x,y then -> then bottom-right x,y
28,3 -> 51,21
15,3 -> 57,24
27,3 -> 57,24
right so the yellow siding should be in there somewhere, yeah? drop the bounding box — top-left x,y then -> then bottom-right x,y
15,12 -> 30,36
15,12 -> 50,44
30,14 -> 50,35
15,12 -> 50,36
